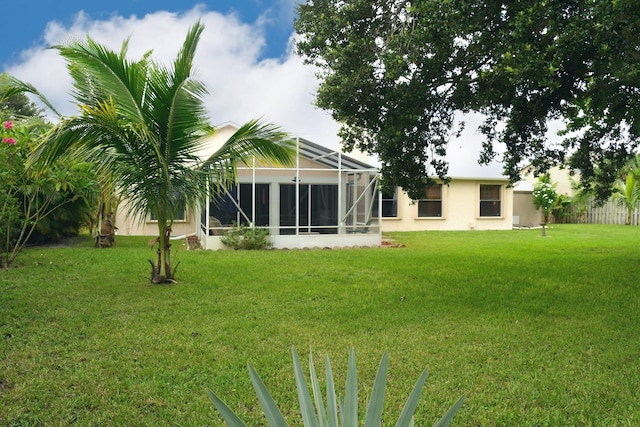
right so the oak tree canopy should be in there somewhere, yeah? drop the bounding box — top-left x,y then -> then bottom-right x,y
295,0 -> 640,199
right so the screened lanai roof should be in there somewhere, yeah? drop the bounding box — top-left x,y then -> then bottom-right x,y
297,138 -> 377,171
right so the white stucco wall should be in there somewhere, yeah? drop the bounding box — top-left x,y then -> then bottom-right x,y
381,178 -> 513,232
114,203 -> 197,237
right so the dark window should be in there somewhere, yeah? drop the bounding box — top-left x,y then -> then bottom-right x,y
418,184 -> 442,217
210,184 -> 270,226
372,187 -> 398,217
240,184 -> 270,226
210,186 -> 239,226
280,184 -> 338,234
480,184 -> 501,217
310,185 -> 338,233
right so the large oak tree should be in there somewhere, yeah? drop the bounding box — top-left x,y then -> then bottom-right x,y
295,0 -> 640,199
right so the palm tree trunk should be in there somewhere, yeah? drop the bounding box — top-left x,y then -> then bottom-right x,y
162,225 -> 173,281
150,221 -> 175,283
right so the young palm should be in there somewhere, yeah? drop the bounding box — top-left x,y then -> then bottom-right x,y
20,21 -> 293,282
613,155 -> 640,225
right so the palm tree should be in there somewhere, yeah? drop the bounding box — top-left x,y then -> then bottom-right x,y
613,155 -> 640,225
9,22 -> 294,282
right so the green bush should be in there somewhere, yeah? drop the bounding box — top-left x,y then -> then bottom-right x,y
208,348 -> 465,427
221,223 -> 273,250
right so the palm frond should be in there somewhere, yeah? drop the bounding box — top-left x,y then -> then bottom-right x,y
54,35 -> 150,123
172,21 -> 205,83
0,73 -> 61,117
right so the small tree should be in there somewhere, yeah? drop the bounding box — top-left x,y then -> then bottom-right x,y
0,76 -> 44,120
612,155 -> 640,225
532,175 -> 558,236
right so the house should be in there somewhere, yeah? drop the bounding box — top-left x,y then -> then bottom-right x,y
115,123 -> 515,246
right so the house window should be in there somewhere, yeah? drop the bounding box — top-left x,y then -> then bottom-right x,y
479,184 -> 502,217
372,187 -> 398,218
418,184 -> 442,217
210,184 -> 270,226
150,193 -> 187,222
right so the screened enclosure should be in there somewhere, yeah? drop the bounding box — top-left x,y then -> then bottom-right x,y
198,138 -> 382,249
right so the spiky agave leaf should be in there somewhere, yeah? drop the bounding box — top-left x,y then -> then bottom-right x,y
248,363 -> 289,427
342,348 -> 358,426
206,390 -> 248,427
308,350 -> 329,427
432,395 -> 466,427
293,348 -> 320,427
364,352 -> 388,427
324,354 -> 339,427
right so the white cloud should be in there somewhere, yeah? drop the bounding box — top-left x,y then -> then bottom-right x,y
6,5 -> 341,148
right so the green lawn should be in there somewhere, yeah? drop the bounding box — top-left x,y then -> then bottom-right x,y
1,225 -> 639,426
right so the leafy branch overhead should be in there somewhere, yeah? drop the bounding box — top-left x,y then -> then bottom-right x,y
295,0 -> 640,200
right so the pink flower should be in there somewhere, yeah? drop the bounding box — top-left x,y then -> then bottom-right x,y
2,137 -> 16,145
4,121 -> 12,130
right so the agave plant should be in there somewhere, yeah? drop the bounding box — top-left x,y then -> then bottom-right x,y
207,348 -> 465,427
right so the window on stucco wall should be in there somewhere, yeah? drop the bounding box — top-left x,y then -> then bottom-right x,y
373,187 -> 398,218
479,184 -> 502,217
418,184 -> 443,217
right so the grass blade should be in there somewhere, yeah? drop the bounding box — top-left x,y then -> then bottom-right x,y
364,352 -> 388,427
206,389 -> 248,427
248,363 -> 289,427
293,348 -> 320,427
394,369 -> 428,427
432,395 -> 466,427
325,354 -> 339,427
343,348 -> 358,427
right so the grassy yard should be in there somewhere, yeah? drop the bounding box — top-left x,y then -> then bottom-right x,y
1,224 -> 639,426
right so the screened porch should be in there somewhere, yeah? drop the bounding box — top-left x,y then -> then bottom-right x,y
197,138 -> 382,249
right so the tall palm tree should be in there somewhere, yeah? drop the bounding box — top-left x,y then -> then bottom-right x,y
10,22 -> 294,282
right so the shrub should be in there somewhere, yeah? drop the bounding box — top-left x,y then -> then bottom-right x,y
0,119 -> 97,266
221,223 -> 273,250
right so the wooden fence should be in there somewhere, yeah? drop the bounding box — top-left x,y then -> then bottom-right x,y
582,200 -> 640,225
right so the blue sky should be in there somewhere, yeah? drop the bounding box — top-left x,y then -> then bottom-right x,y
3,1 -> 296,67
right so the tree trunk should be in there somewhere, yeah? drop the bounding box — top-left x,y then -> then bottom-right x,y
150,224 -> 175,283
95,210 -> 116,248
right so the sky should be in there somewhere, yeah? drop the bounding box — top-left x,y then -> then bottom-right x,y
3,0 -> 504,177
